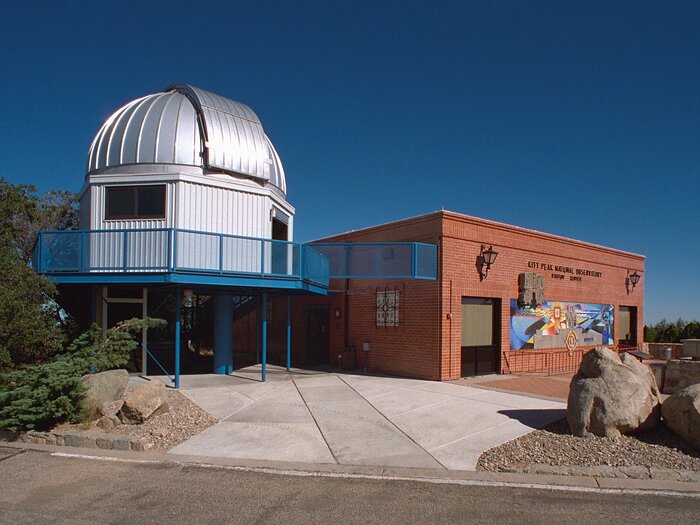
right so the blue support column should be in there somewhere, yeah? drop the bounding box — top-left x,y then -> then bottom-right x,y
286,296 -> 291,372
174,287 -> 181,389
214,294 -> 234,375
261,293 -> 267,382
255,299 -> 260,364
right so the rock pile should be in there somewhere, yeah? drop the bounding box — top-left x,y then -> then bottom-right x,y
80,371 -> 169,430
119,380 -> 168,424
79,369 -> 128,421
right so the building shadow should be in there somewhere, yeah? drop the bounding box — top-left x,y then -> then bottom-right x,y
498,408 -> 568,430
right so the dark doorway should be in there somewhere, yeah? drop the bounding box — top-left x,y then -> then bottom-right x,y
141,290 -> 215,376
271,218 -> 289,275
305,307 -> 330,364
460,297 -> 501,377
272,218 -> 288,241
619,306 -> 637,346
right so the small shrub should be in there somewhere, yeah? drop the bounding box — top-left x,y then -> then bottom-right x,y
63,317 -> 165,373
0,357 -> 87,431
0,318 -> 165,431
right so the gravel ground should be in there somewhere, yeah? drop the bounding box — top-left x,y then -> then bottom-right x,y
477,419 -> 700,472
58,389 -> 218,451
114,389 -> 218,450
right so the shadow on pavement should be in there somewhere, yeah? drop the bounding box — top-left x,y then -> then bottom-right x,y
498,408 -> 567,429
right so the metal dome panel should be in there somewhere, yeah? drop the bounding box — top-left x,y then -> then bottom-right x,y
168,84 -> 271,184
265,135 -> 286,193
87,91 -> 202,174
87,84 -> 287,193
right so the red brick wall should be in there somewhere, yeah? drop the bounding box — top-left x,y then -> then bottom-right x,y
298,214 -> 443,379
440,212 -> 644,379
328,278 -> 442,379
240,211 -> 645,380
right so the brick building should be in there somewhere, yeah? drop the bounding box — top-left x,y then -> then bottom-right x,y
252,210 -> 644,379
34,84 -> 645,384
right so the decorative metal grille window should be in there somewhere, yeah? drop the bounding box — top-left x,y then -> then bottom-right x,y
376,289 -> 399,327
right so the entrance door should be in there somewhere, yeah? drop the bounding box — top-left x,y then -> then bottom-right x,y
461,297 -> 500,377
101,286 -> 148,373
619,306 -> 637,346
306,307 -> 330,364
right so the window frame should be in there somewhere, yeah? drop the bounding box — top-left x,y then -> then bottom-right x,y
104,185 -> 167,221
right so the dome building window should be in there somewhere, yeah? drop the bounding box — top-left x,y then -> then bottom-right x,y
105,185 -> 166,220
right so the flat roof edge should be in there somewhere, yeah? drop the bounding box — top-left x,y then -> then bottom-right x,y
313,210 -> 645,261
310,211 -> 442,243
440,210 -> 645,260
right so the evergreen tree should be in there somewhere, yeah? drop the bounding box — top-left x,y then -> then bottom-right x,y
0,178 -> 78,370
644,318 -> 700,343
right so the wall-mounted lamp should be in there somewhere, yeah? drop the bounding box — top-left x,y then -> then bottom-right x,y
479,245 -> 499,281
627,271 -> 641,294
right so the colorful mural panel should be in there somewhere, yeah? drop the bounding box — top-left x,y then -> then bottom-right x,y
510,299 -> 614,350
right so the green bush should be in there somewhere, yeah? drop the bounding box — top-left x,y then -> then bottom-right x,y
0,348 -> 12,371
0,318 -> 165,432
0,357 -> 87,431
61,318 -> 166,373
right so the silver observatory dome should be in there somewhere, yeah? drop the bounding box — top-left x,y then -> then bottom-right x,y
86,84 -> 286,193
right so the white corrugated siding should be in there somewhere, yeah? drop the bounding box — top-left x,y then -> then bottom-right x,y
83,178 -> 294,275
88,184 -> 173,271
174,181 -> 271,273
175,180 -> 269,237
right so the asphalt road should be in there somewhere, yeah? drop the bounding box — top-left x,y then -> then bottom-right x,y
0,447 -> 698,524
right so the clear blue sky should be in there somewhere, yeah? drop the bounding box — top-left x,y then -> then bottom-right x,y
1,1 -> 698,323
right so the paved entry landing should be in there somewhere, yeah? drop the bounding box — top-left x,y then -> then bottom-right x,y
169,366 -> 565,470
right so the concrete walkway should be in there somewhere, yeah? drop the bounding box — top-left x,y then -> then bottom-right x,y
169,366 -> 565,470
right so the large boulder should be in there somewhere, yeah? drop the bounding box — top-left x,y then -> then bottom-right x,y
80,370 -> 129,421
567,347 -> 661,437
661,384 -> 700,449
118,381 -> 168,424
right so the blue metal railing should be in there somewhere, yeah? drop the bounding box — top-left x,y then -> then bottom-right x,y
309,242 -> 437,280
32,228 -> 437,285
142,343 -> 175,384
33,228 -> 330,288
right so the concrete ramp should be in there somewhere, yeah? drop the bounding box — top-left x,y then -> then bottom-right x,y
169,367 -> 565,470
294,375 -> 443,469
